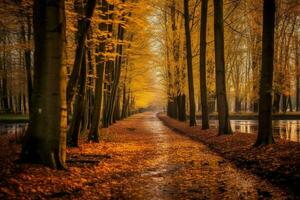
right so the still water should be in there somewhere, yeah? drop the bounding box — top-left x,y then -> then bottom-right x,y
1,120 -> 300,142
197,120 -> 300,142
0,123 -> 28,141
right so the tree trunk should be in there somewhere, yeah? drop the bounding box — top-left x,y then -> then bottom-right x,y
113,88 -> 121,122
281,94 -> 287,112
121,84 -> 127,119
102,60 -> 113,127
66,0 -> 97,106
88,59 -> 105,142
67,50 -> 87,147
102,4 -> 115,128
80,43 -> 93,135
273,92 -> 280,113
254,0 -> 276,146
296,36 -> 300,111
104,4 -> 126,127
297,75 -> 300,111
213,0 -> 232,135
183,0 -> 196,126
21,0 -> 67,169
177,94 -> 186,121
199,0 -> 209,129
88,0 -> 109,142
287,95 -> 293,112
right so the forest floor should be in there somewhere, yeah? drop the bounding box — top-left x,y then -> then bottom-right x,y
0,112 -> 296,199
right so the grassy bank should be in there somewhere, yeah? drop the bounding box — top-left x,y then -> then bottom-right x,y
158,113 -> 300,196
0,114 -> 29,123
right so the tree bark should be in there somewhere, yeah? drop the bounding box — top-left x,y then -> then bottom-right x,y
104,3 -> 126,127
66,0 -> 96,106
273,92 -> 280,113
88,0 -> 109,142
199,0 -> 209,129
121,84 -> 127,119
177,94 -> 186,121
67,50 -> 87,147
183,0 -> 196,126
254,0 -> 276,146
213,0 -> 232,135
296,36 -> 300,111
21,0 -> 67,169
281,94 -> 287,112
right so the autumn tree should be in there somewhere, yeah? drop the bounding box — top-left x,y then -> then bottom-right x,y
213,0 -> 232,135
296,35 -> 300,111
183,0 -> 196,126
0,0 -> 33,115
67,0 -> 97,146
89,0 -> 111,142
21,0 -> 67,169
199,0 -> 209,129
254,0 -> 276,146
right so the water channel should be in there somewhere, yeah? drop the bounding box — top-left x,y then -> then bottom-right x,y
1,120 -> 300,142
197,119 -> 300,142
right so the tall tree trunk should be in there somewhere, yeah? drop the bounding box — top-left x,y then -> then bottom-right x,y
296,36 -> 300,111
177,94 -> 186,121
102,61 -> 113,127
281,94 -> 287,112
102,4 -> 115,128
121,84 -> 127,119
183,0 -> 196,126
254,0 -> 276,146
297,75 -> 300,111
273,92 -> 280,113
287,95 -> 293,112
113,88 -> 121,122
88,58 -> 105,142
104,2 -> 126,127
213,0 -> 232,135
88,0 -> 109,142
81,43 -> 93,134
21,0 -> 67,169
199,0 -> 209,129
66,0 -> 97,106
67,50 -> 87,147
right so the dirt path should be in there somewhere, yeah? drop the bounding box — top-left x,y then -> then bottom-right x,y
0,112 -> 289,199
86,112 -> 287,199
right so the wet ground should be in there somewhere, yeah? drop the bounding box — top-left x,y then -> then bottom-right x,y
0,112 -> 290,199
91,112 -> 288,199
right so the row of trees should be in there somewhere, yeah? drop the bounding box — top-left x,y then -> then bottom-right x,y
0,0 -> 154,169
159,0 -> 233,134
0,0 -> 298,168
158,0 -> 293,144
157,0 -> 299,117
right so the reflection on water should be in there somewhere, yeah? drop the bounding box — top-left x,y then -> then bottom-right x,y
197,120 -> 300,142
1,120 -> 300,142
0,123 -> 28,142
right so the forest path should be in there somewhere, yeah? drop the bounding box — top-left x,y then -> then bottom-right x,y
86,112 -> 287,199
0,112 -> 290,199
